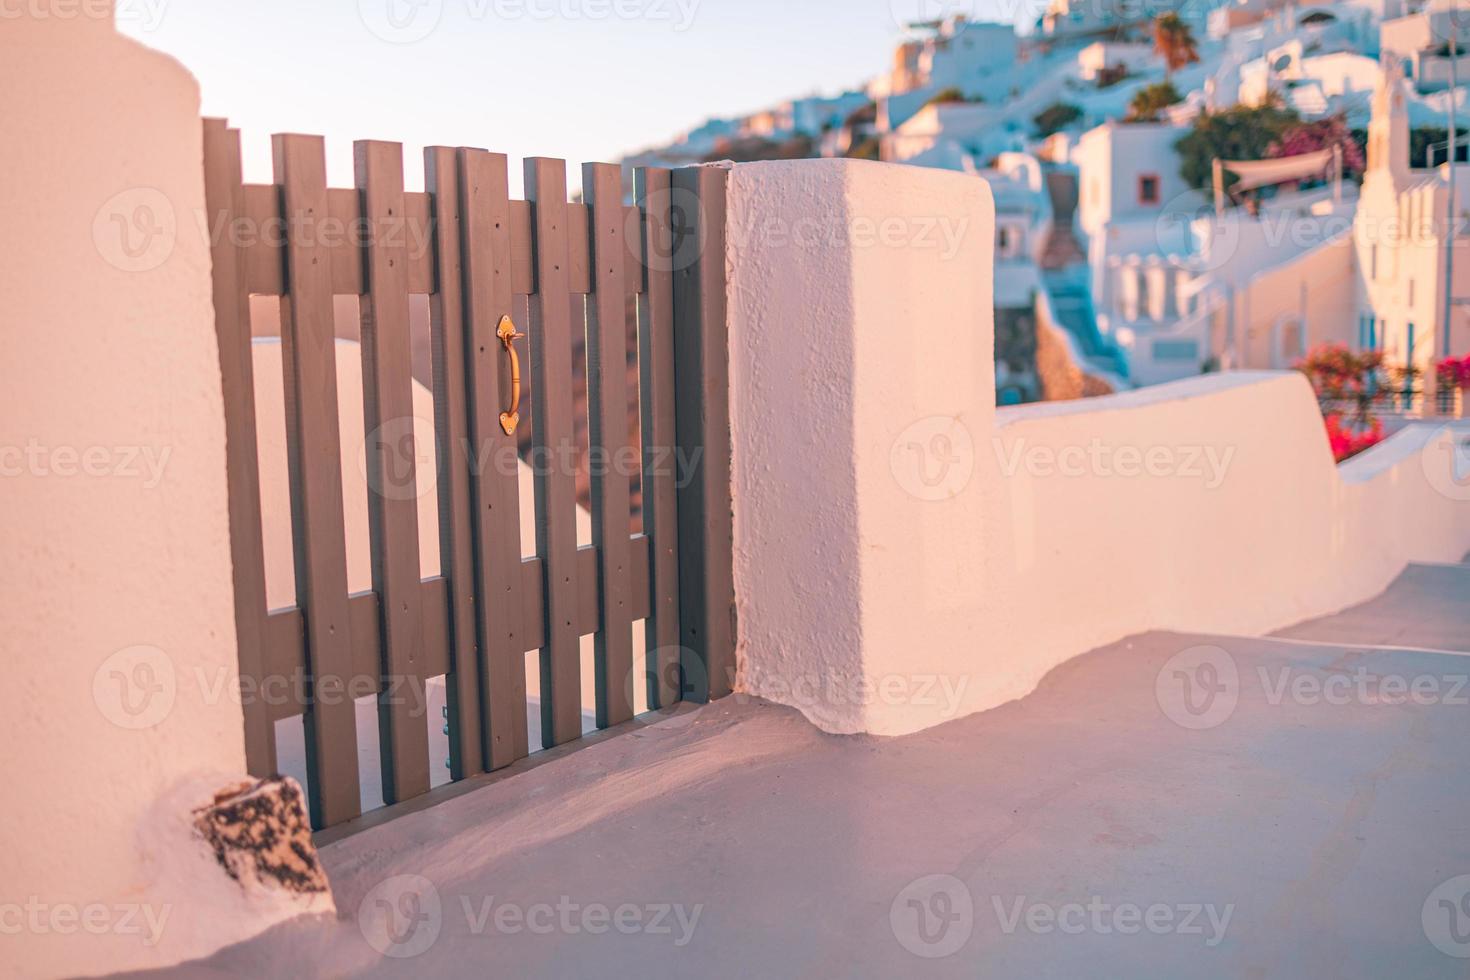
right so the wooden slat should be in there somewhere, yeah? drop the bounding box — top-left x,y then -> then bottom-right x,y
405,192 -> 435,294
242,187 -> 431,296
240,184 -> 284,295
354,140 -> 431,804
425,147 -> 483,780
509,200 -> 533,295
271,133 -> 361,828
584,163 -> 636,728
244,189 -> 606,297
671,166 -> 736,702
634,168 -> 683,709
459,149 -> 530,768
566,203 -> 591,294
262,540 -> 652,719
525,157 -> 583,747
203,120 -> 276,775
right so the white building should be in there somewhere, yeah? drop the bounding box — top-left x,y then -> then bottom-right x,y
1380,1 -> 1470,92
871,17 -> 1021,102
1239,44 -> 1383,120
1355,58 -> 1470,383
1077,41 -> 1160,81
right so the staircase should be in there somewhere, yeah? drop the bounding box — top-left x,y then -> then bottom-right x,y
1037,168 -> 1128,380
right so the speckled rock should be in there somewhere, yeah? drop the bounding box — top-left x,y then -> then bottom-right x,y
192,777 -> 329,897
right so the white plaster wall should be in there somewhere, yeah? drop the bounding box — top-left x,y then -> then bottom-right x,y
1233,232 -> 1358,368
726,159 -> 997,735
726,159 -> 1470,737
1075,123 -> 1195,240
0,10 -> 305,978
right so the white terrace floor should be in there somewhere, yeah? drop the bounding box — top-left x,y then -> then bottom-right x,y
129,557 -> 1470,979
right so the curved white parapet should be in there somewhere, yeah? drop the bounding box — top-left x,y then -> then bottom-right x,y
725,158 -> 1470,737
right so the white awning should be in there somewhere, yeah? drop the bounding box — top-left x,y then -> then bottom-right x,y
1221,148 -> 1334,191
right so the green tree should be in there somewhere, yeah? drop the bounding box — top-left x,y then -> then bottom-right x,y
1174,100 -> 1300,191
1127,81 -> 1182,122
1033,102 -> 1083,138
1153,13 -> 1200,81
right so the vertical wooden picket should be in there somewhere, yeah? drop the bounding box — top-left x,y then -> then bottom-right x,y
524,158 -> 583,748
425,146 -> 483,780
459,149 -> 530,769
634,167 -> 683,710
583,162 -> 635,729
272,132 -> 362,828
671,166 -> 736,703
202,119 -> 275,777
355,140 -> 431,805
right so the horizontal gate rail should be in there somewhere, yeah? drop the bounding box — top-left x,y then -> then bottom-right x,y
257,540 -> 656,720
204,119 -> 730,833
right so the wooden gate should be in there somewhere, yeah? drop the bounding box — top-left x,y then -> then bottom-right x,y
202,120 -> 734,834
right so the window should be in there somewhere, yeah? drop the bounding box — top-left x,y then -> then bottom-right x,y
1153,338 -> 1199,361
1359,315 -> 1381,350
1138,174 -> 1161,206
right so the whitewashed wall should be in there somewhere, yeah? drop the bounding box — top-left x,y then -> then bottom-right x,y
0,11 -> 330,978
725,158 -> 1470,737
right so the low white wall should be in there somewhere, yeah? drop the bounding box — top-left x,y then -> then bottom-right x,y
727,159 -> 1470,737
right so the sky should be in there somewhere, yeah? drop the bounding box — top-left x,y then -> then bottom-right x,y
117,0 -> 1027,192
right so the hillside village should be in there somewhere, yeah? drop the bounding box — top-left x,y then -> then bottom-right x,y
624,0 -> 1470,406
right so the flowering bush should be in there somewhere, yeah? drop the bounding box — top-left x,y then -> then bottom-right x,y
1435,354 -> 1470,390
1296,344 -> 1386,461
1267,115 -> 1365,176
1295,344 -> 1383,406
1322,413 -> 1383,462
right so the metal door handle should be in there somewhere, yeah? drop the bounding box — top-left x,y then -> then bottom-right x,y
497,315 -> 524,436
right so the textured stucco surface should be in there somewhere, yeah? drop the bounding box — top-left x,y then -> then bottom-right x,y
725,159 -> 1470,737
0,11 -> 290,978
727,159 -> 997,735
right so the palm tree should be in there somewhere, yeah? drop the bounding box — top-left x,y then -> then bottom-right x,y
1153,13 -> 1200,82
